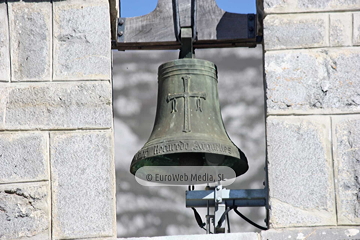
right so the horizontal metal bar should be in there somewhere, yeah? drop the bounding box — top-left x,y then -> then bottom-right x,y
187,199 -> 266,208
186,189 -> 267,208
112,39 -> 259,51
186,189 -> 267,200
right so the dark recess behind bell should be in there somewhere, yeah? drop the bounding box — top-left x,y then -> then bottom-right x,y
113,47 -> 265,237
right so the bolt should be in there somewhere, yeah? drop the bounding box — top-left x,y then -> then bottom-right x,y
263,181 -> 266,186
216,186 -> 221,191
216,197 -> 222,203
119,19 -> 124,25
118,31 -> 124,37
248,15 -> 254,21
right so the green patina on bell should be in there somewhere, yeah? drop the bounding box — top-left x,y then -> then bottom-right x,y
130,58 -> 248,177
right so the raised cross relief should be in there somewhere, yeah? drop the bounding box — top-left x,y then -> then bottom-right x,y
167,76 -> 206,133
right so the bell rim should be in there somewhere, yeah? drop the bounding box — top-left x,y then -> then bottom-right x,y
130,150 -> 248,177
130,138 -> 248,177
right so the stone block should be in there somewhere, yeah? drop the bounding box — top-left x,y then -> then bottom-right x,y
0,182 -> 50,239
53,0 -> 111,80
333,115 -> 360,224
267,116 -> 336,227
264,0 -> 360,13
9,2 -> 51,81
0,132 -> 48,183
0,86 -> 7,129
330,13 -> 352,47
1,82 -> 112,130
265,48 -> 360,114
263,14 -> 328,50
0,3 -> 10,82
353,13 -> 360,45
51,131 -> 115,239
261,227 -> 360,240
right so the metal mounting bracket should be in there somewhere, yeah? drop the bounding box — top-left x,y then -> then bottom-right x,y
247,14 -> 256,39
179,27 -> 194,59
186,186 -> 268,234
117,18 -> 125,43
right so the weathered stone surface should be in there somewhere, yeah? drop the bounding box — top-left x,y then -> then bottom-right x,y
0,86 -> 6,129
333,115 -> 360,224
0,182 -> 50,239
1,82 -> 112,130
263,14 -> 328,50
0,132 -> 48,183
53,0 -> 111,80
118,232 -> 259,240
330,13 -> 352,47
0,3 -> 10,82
261,227 -> 360,240
51,131 -> 115,239
265,48 -> 360,114
264,0 -> 360,13
9,2 -> 51,81
354,13 -> 360,45
267,116 -> 335,227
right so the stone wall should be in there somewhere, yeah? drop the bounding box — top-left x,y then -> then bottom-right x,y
0,1 -> 116,239
263,0 -> 360,229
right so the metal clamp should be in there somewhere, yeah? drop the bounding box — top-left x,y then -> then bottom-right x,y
117,18 -> 125,43
247,14 -> 256,39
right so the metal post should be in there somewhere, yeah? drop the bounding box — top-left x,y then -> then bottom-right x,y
214,185 -> 226,233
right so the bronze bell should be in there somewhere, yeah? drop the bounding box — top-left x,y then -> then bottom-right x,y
130,58 -> 248,177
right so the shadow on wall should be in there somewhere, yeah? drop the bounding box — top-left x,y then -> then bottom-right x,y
113,46 -> 265,237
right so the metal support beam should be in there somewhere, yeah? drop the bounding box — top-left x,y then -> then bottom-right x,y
186,188 -> 267,208
113,0 -> 261,50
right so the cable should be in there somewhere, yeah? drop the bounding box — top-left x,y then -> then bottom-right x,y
226,207 -> 231,233
191,207 -> 213,233
191,207 -> 205,229
233,207 -> 268,231
216,207 -> 233,229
